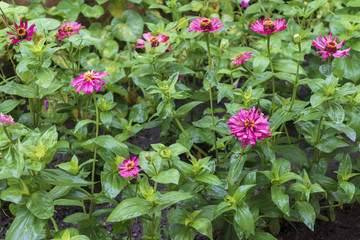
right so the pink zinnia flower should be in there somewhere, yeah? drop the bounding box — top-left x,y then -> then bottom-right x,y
228,107 -> 271,147
0,113 -> 16,125
6,19 -> 36,44
188,17 -> 224,33
251,17 -> 287,35
137,32 -> 172,51
55,22 -> 84,40
118,157 -> 140,178
70,70 -> 108,94
312,32 -> 351,60
241,0 -> 250,8
230,52 -> 253,66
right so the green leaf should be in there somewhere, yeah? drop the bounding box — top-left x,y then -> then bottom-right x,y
5,206 -> 47,240
0,100 -> 24,114
101,172 -> 126,198
79,217 -> 111,240
176,101 -> 203,116
47,0 -> 84,22
234,203 -> 255,235
323,122 -> 356,141
339,181 -> 355,202
233,184 -> 256,203
129,102 -> 150,123
304,0 -> 327,17
63,213 -> 88,224
190,218 -> 213,240
253,55 -> 269,74
273,59 -> 306,75
111,10 -> 144,42
95,135 -> 129,158
81,4 -> 104,18
0,82 -> 36,98
295,201 -> 315,231
36,169 -> 92,186
271,184 -> 290,216
195,173 -> 221,186
254,231 -> 277,240
229,155 -> 246,182
3,145 -> 24,179
155,191 -> 193,211
74,120 -> 98,134
152,169 -> 180,185
26,190 -> 54,219
310,92 -> 332,107
272,145 -> 308,166
316,136 -> 348,153
333,51 -> 360,83
28,18 -> 60,30
327,102 -> 345,124
107,198 -> 152,222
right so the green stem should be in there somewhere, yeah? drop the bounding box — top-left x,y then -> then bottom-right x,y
127,221 -> 132,240
69,42 -> 76,71
82,200 -> 87,214
135,177 -> 138,197
3,126 -> 15,144
242,64 -> 253,76
236,1 -> 248,46
29,98 -> 36,126
205,33 -> 219,164
88,92 -> 99,218
284,124 -> 291,145
50,217 -> 59,232
267,35 -> 276,115
230,71 -> 233,85
315,117 -> 324,161
45,222 -> 52,239
288,42 -> 302,112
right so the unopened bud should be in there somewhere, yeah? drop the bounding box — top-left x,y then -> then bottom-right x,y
303,2 -> 307,7
145,153 -> 151,160
293,34 -> 302,44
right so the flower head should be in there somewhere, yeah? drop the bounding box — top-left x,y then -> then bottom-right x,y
55,22 -> 84,40
312,32 -> 351,60
70,70 -> 108,94
6,19 -> 36,44
251,17 -> 287,35
118,157 -> 140,178
241,0 -> 250,8
228,107 -> 271,147
0,113 -> 16,126
230,52 -> 253,66
137,32 -> 172,52
44,98 -> 49,111
188,17 -> 224,33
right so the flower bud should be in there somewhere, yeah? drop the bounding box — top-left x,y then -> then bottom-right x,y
303,2 -> 307,7
293,34 -> 302,44
145,153 -> 151,160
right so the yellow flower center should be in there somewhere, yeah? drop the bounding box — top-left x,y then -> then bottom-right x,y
64,26 -> 74,32
244,119 -> 255,128
83,71 -> 95,82
234,53 -> 245,61
325,41 -> 338,54
200,18 -> 212,30
150,36 -> 159,47
125,162 -> 135,171
263,20 -> 275,32
17,28 -> 27,38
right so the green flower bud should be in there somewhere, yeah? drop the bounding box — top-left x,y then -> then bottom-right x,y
293,34 -> 302,44
145,153 -> 151,160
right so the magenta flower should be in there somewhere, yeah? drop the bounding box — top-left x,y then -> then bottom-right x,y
241,0 -> 250,8
0,113 -> 16,125
188,17 -> 224,33
137,32 -> 172,51
230,52 -> 253,66
70,70 -> 108,94
228,107 -> 271,147
55,22 -> 84,40
251,17 -> 287,35
118,157 -> 140,178
312,32 -> 351,60
44,98 -> 49,111
6,19 -> 36,44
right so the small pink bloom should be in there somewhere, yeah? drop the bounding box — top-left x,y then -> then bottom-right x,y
251,17 -> 287,35
228,107 -> 271,147
188,17 -> 224,33
118,157 -> 140,178
241,0 -> 250,8
44,98 -> 49,111
70,70 -> 108,94
55,22 -> 84,40
230,52 -> 253,66
137,32 -> 172,52
6,19 -> 36,44
0,113 -> 16,125
312,32 -> 351,60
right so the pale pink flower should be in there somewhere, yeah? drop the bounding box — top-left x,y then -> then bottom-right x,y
251,17 -> 287,35
312,32 -> 351,60
241,0 -> 250,8
6,19 -> 36,44
230,52 -> 253,66
0,113 -> 16,125
228,107 -> 271,147
118,157 -> 140,178
137,32 -> 172,51
188,17 -> 224,33
70,70 -> 108,94
55,22 -> 84,40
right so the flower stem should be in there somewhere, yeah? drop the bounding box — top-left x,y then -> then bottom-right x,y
267,35 -> 276,115
205,33 -> 220,164
315,117 -> 324,161
50,217 -> 59,232
88,92 -> 99,218
3,126 -> 15,144
288,42 -> 302,112
135,177 -> 138,197
45,222 -> 52,239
